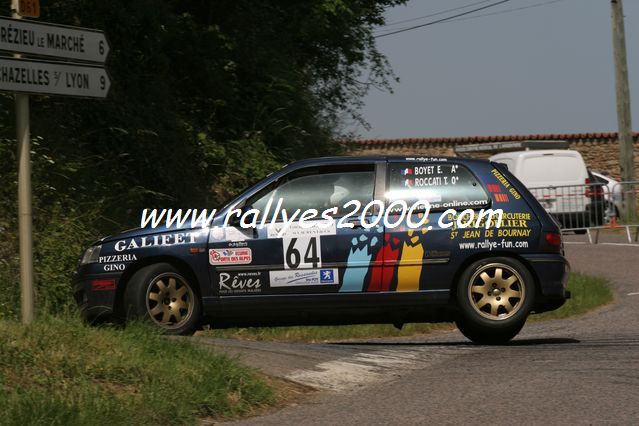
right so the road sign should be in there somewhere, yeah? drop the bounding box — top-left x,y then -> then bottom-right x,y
0,57 -> 111,98
17,0 -> 39,18
0,16 -> 109,63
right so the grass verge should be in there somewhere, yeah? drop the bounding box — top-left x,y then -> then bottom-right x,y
0,316 -> 274,425
204,272 -> 612,342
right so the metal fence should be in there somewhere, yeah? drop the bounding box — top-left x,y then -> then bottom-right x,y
528,181 -> 639,243
609,180 -> 639,242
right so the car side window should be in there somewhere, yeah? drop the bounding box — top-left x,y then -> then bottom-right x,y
248,166 -> 375,220
387,162 -> 489,210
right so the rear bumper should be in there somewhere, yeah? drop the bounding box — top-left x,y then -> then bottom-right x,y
551,211 -> 590,228
522,253 -> 571,312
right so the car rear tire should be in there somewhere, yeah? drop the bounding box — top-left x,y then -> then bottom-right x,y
455,257 -> 534,344
124,263 -> 201,335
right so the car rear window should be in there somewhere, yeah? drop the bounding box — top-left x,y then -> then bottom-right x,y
521,155 -> 584,184
387,162 -> 490,210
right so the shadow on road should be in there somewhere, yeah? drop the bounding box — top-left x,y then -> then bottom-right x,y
330,337 -> 581,347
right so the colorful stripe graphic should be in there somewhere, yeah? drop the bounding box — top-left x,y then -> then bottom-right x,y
487,184 -> 501,193
396,226 -> 429,292
368,234 -> 400,291
341,234 -> 378,292
494,193 -> 509,202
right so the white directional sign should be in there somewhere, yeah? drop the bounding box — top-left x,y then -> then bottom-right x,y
0,57 -> 110,98
0,17 -> 109,63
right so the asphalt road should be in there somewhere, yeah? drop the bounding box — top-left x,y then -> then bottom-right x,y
198,232 -> 639,425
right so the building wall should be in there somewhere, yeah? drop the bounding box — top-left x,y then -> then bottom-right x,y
571,140 -> 638,180
347,135 -> 639,181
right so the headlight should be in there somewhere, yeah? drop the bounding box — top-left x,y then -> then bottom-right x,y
80,245 -> 102,265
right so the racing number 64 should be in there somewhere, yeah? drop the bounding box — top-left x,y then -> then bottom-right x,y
285,237 -> 320,269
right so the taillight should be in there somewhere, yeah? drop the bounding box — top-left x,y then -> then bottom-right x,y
585,178 -> 592,198
545,232 -> 562,247
584,178 -> 604,198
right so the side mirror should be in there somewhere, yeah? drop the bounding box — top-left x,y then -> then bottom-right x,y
227,206 -> 245,227
227,204 -> 256,227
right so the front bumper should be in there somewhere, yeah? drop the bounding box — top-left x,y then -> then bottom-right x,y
73,268 -> 122,323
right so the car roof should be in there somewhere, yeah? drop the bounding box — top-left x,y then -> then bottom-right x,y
286,155 -> 491,168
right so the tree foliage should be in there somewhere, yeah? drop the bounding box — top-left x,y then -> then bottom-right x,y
0,0 -> 405,315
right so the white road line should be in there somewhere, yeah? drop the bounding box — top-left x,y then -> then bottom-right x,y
285,348 -> 458,392
286,356 -> 395,392
627,292 -> 639,296
565,242 -> 587,245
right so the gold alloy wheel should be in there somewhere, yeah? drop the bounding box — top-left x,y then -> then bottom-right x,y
145,273 -> 194,329
467,263 -> 525,321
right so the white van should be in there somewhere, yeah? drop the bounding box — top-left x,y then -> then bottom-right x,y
490,149 -> 599,228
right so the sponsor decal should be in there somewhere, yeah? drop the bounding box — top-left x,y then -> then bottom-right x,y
91,279 -> 116,291
228,241 -> 248,248
269,268 -> 339,287
103,263 -> 125,272
266,221 -> 336,239
98,254 -> 137,263
209,248 -> 252,265
319,269 -> 335,283
405,157 -> 448,162
114,232 -> 197,252
458,239 -> 530,250
496,228 -> 531,237
460,211 -> 533,240
491,169 -> 522,200
472,212 -> 531,232
218,271 -> 262,294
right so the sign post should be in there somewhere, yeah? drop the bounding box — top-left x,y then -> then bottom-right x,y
2,3 -> 110,324
11,0 -> 33,324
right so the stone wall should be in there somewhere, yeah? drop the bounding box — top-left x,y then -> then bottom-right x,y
346,132 -> 639,181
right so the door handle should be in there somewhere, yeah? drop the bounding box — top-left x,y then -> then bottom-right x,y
349,220 -> 364,229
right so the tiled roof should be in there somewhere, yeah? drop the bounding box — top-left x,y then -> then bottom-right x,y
349,132 -> 639,148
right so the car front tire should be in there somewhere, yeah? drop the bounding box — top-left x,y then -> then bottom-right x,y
455,257 -> 534,344
124,263 -> 201,335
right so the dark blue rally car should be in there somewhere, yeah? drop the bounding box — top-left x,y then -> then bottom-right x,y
74,156 -> 570,344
